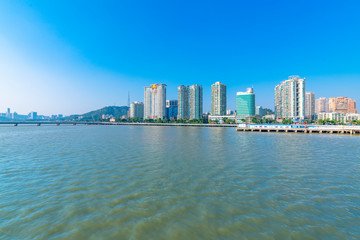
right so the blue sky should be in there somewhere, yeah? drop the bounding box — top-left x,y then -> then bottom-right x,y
0,0 -> 359,115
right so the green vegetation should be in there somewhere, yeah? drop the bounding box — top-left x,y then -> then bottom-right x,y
220,117 -> 236,124
350,120 -> 360,125
251,117 -> 276,124
317,119 -> 347,125
66,106 -> 129,121
282,119 -> 293,124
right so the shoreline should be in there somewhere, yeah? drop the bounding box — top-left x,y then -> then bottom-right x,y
0,121 -> 237,128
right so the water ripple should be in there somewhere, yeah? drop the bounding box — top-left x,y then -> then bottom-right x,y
0,126 -> 359,239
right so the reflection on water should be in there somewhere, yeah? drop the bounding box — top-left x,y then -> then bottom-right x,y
0,125 -> 359,239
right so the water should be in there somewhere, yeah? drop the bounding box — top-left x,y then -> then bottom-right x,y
0,125 -> 359,240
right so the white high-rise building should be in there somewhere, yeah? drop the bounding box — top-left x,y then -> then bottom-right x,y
189,84 -> 203,120
178,85 -> 190,119
211,82 -> 226,116
275,76 -> 305,120
130,101 -> 144,119
305,92 -> 315,119
144,84 -> 167,119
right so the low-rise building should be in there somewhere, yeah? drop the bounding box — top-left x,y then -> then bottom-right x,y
317,112 -> 345,122
208,115 -> 236,124
345,113 -> 360,122
263,114 -> 275,120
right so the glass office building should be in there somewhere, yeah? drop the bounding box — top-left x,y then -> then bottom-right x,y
236,88 -> 255,123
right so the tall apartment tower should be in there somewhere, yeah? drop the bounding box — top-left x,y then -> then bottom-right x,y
275,76 -> 305,120
315,97 -> 329,113
236,87 -> 255,122
305,92 -> 315,119
178,85 -> 190,119
144,84 -> 167,119
189,84 -> 203,120
211,82 -> 226,116
130,101 -> 144,119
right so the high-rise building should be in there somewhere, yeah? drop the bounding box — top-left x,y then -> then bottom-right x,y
305,92 -> 315,119
178,85 -> 190,119
29,112 -> 37,120
6,108 -> 10,118
255,106 -> 263,117
348,99 -> 357,114
144,84 -> 167,119
329,97 -> 357,114
329,97 -> 356,113
275,76 -> 305,120
236,88 -> 255,122
166,100 -> 178,120
211,82 -> 226,116
130,101 -> 144,119
189,84 -> 203,119
315,97 -> 329,113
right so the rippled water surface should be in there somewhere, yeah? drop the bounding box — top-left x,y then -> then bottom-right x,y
1,125 -> 360,239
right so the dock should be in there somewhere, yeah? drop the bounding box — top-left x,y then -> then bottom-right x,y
236,124 -> 360,135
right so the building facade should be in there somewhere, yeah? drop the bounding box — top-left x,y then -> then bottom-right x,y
144,84 -> 167,119
317,112 -> 345,122
166,100 -> 178,120
189,84 -> 203,119
255,106 -> 263,117
315,97 -> 329,113
211,82 -> 226,116
305,92 -> 315,119
29,112 -> 38,120
329,97 -> 357,114
208,114 -> 236,124
317,112 -> 360,123
178,85 -> 190,119
275,76 -> 305,120
236,88 -> 255,122
130,101 -> 144,119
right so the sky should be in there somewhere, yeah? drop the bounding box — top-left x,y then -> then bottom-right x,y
0,0 -> 359,116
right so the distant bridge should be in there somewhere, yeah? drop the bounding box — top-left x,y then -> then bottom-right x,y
0,121 -> 237,128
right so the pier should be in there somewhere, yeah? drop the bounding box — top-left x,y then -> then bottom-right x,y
237,124 -> 360,135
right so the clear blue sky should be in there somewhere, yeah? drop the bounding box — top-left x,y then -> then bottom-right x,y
0,0 -> 359,115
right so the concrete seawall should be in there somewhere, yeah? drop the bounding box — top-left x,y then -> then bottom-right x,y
0,121 -> 237,128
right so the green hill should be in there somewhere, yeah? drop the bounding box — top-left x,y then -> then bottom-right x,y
67,106 -> 129,121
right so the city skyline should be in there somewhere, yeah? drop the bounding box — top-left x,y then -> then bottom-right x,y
2,77 -> 360,119
0,1 -> 360,115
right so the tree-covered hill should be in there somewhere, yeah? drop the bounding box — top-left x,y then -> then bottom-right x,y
66,106 -> 129,121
